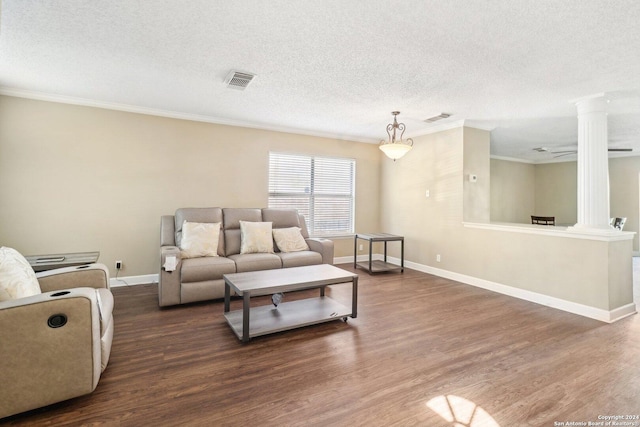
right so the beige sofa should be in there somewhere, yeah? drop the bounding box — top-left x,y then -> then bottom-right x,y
159,208 -> 334,307
0,264 -> 113,419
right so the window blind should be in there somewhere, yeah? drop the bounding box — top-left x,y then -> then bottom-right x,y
268,152 -> 355,236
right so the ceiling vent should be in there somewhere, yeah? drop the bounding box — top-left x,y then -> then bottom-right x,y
423,113 -> 451,123
224,71 -> 256,90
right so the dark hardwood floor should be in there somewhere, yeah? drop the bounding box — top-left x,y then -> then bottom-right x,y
4,266 -> 640,426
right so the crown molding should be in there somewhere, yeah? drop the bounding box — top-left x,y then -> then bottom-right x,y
490,155 -> 536,164
0,87 -> 379,144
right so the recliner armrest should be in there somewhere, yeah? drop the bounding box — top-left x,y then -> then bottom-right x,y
36,263 -> 110,293
0,287 -> 104,418
306,238 -> 334,265
159,246 -> 182,307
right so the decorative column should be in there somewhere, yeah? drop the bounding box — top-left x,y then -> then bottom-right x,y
569,94 -> 614,233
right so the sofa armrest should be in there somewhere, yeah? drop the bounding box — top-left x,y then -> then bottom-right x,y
161,215 -> 176,246
159,246 -> 182,307
0,288 -> 103,418
36,263 -> 110,293
306,238 -> 334,265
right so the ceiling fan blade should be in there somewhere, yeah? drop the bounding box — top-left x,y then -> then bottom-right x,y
608,148 -> 633,152
553,152 -> 576,158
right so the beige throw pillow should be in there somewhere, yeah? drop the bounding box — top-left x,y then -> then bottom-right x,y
240,221 -> 274,254
273,227 -> 309,253
0,247 -> 41,302
180,221 -> 221,258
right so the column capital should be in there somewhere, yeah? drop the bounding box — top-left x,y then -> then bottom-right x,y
570,92 -> 607,104
575,95 -> 609,115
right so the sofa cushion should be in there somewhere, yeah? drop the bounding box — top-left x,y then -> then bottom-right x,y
228,253 -> 282,273
175,208 -> 224,255
223,208 -> 263,256
181,256 -> 237,283
240,221 -> 274,254
0,247 -> 41,302
277,251 -> 323,268
262,208 -> 301,228
179,221 -> 221,258
272,227 -> 309,253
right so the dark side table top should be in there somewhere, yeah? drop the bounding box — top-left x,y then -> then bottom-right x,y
355,233 -> 404,241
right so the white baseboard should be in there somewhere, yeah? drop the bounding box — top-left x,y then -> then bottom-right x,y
114,257 -> 637,323
335,253 -> 636,323
110,273 -> 158,288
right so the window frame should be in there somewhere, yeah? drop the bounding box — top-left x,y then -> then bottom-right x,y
268,151 -> 356,238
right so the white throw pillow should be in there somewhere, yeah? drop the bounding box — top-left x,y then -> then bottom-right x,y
240,221 -> 274,254
180,221 -> 221,258
273,227 -> 309,253
0,247 -> 41,302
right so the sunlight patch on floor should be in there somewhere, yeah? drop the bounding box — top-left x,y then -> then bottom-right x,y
427,395 -> 500,427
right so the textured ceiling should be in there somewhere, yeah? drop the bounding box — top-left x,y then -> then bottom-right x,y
1,0 -> 640,162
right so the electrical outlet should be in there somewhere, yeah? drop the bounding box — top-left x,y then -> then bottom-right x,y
436,254 -> 441,262
359,244 -> 363,251
115,260 -> 122,270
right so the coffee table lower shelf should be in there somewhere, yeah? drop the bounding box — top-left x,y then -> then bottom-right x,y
224,296 -> 352,341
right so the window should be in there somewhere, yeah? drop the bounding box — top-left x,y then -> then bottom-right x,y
268,152 -> 355,237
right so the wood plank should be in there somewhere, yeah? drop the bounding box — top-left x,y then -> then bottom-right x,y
3,266 -> 639,426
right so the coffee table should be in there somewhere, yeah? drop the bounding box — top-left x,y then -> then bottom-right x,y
223,264 -> 358,342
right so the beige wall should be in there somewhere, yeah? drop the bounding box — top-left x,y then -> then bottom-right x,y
382,126 -> 633,312
380,127 -> 464,266
490,159 -> 578,226
463,127 -> 491,222
490,159 -> 535,223
609,156 -> 640,251
534,161 -> 577,226
492,156 -> 640,251
0,95 -> 381,276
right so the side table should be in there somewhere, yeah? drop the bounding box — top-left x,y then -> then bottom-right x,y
354,233 -> 404,274
25,251 -> 100,272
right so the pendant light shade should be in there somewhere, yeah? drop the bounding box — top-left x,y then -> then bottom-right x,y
379,111 -> 413,161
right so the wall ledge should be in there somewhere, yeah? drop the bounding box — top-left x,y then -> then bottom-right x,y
463,221 -> 635,242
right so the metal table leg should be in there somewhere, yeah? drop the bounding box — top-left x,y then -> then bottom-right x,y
384,241 -> 388,263
224,281 -> 231,312
242,292 -> 250,343
353,235 -> 358,268
351,276 -> 358,318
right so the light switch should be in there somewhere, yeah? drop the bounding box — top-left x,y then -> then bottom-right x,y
425,189 -> 430,198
